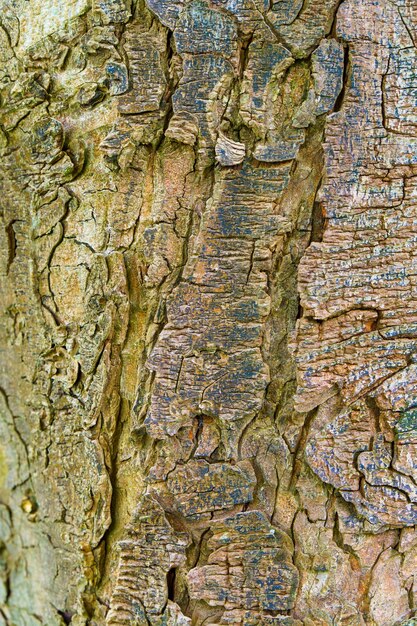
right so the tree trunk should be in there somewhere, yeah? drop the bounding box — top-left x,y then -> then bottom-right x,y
1,0 -> 417,624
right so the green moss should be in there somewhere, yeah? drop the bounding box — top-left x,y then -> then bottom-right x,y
395,409 -> 417,440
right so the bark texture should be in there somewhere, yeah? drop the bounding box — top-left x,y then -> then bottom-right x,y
1,0 -> 417,624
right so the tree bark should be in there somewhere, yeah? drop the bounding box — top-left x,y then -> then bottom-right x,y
1,0 -> 417,624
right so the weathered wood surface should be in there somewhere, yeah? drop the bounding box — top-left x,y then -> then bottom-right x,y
1,0 -> 417,624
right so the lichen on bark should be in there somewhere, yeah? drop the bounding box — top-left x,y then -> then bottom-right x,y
1,0 -> 417,625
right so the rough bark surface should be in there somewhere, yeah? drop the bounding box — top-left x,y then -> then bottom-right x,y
1,0 -> 417,625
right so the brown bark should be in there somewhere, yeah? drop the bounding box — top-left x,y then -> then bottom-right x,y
1,0 -> 417,625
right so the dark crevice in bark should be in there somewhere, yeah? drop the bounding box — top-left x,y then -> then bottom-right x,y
5,220 -> 17,274
57,610 -> 73,624
333,43 -> 350,112
310,198 -> 326,243
166,567 -> 177,602
289,408 -> 318,491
